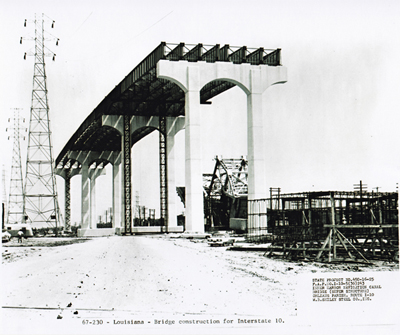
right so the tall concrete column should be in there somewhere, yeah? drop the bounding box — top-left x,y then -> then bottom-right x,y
90,173 -> 96,229
184,66 -> 204,233
101,115 -> 125,232
81,163 -> 90,229
112,160 -> 121,230
247,88 -> 267,200
167,125 -> 177,228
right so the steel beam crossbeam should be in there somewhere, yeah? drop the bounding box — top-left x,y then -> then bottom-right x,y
183,43 -> 203,62
229,46 -> 247,64
264,49 -> 281,66
201,44 -> 220,63
123,114 -> 132,234
166,43 -> 184,61
246,48 -> 264,65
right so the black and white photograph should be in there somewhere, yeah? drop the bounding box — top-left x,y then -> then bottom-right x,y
1,1 -> 399,334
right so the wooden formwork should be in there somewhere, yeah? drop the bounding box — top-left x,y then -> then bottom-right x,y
248,191 -> 399,263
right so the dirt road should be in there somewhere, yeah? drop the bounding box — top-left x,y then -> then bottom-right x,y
1,235 -> 398,334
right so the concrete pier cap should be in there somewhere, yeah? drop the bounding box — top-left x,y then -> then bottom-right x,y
157,60 -> 287,94
157,59 -> 287,234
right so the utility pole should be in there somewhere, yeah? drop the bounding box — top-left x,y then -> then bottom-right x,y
135,191 -> 140,220
6,109 -> 26,225
21,14 -> 61,232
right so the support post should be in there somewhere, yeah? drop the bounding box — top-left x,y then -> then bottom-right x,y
184,66 -> 204,233
65,170 -> 71,231
122,114 -> 132,234
247,89 -> 267,200
112,160 -> 121,231
81,163 -> 90,229
330,192 -> 337,259
302,199 -> 306,257
90,173 -> 96,229
159,114 -> 168,231
167,118 -> 178,228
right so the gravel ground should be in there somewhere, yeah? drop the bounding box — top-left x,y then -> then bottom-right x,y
1,235 -> 398,335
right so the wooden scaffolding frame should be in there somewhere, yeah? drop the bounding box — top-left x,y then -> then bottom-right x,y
248,190 -> 399,263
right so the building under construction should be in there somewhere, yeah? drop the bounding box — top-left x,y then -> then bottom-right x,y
249,189 -> 398,263
202,158 -> 398,263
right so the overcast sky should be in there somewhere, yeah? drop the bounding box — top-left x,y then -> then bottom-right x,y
1,0 -> 399,223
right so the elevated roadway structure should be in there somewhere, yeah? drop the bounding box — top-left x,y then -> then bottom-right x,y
55,42 -> 287,236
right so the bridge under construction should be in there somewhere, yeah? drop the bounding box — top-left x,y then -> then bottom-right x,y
53,41 -> 398,263
55,42 -> 286,237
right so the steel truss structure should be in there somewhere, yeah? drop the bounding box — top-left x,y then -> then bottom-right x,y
158,114 -> 168,229
23,14 -> 60,228
204,157 -> 248,230
6,109 -> 25,224
2,168 -> 7,226
123,114 -> 132,234
64,170 -> 71,231
248,190 -> 398,263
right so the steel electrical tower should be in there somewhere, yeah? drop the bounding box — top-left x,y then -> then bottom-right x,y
22,13 -> 60,229
6,109 -> 26,224
2,166 -> 8,228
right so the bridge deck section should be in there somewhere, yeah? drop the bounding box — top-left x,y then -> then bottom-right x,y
56,42 -> 281,168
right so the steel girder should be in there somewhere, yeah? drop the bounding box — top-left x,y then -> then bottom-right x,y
56,42 -> 282,168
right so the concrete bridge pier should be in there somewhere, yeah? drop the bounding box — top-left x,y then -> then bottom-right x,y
56,150 -> 122,237
112,155 -> 121,233
102,114 -> 185,234
55,166 -> 81,232
81,162 -> 90,230
89,170 -> 96,229
166,117 -> 185,230
88,168 -> 106,229
157,60 -> 287,233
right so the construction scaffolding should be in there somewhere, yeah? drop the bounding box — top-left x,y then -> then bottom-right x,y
248,189 -> 398,263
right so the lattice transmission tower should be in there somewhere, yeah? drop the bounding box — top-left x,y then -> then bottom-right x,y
2,166 -> 8,228
6,109 -> 26,224
21,13 -> 61,229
